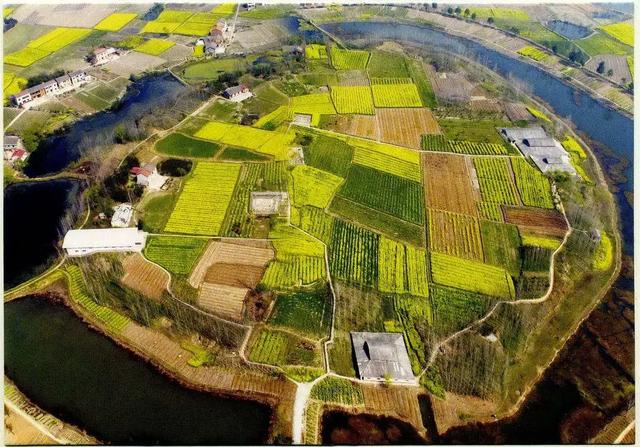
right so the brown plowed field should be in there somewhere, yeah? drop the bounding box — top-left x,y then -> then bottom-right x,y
198,282 -> 248,320
189,241 -> 274,288
361,384 -> 425,434
422,153 -> 478,216
204,263 -> 265,288
377,108 -> 442,149
469,99 -> 503,113
504,206 -> 568,238
428,209 -> 484,261
333,114 -> 379,140
121,253 -> 169,300
504,102 -> 534,122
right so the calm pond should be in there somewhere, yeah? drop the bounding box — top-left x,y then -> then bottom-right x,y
4,296 -> 272,445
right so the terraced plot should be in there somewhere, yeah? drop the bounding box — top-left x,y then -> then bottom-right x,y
164,162 -> 241,235
144,236 -> 207,275
291,165 -> 343,209
377,108 -> 441,149
473,157 -> 520,206
330,86 -> 375,115
329,220 -> 379,287
291,206 -> 335,244
5,27 -> 92,66
121,253 -> 169,301
302,134 -> 354,178
378,237 -> 429,297
330,47 -> 370,70
94,12 -> 137,31
370,78 -> 423,108
504,206 -> 568,238
511,158 -> 554,209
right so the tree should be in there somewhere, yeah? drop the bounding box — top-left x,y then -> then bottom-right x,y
464,8 -> 470,16
596,61 -> 605,74
447,7 -> 453,14
607,68 -> 614,77
454,6 -> 461,14
487,16 -> 494,24
471,12 -> 477,20
432,2 -> 437,9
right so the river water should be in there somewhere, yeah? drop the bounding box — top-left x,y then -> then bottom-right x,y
4,296 -> 272,444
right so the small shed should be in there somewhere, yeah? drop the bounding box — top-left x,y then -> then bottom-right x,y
250,191 -> 289,216
111,203 -> 133,228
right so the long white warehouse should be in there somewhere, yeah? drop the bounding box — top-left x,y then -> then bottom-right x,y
62,228 -> 147,257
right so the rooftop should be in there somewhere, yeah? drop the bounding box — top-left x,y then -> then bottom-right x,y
351,332 -> 415,382
62,228 -> 146,250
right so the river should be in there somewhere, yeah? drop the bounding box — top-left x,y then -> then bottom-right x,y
4,296 -> 272,444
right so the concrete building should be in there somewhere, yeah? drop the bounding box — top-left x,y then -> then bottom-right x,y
350,332 -> 416,383
111,203 -> 133,228
62,228 -> 147,256
3,136 -> 28,163
4,135 -> 22,151
92,47 -> 120,65
500,126 -> 577,175
223,85 -> 252,102
12,69 -> 90,108
250,192 -> 289,216
131,164 -> 167,190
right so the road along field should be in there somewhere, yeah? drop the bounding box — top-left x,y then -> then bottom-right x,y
422,153 -> 478,216
377,108 -> 441,149
164,162 -> 241,236
504,206 -> 569,238
121,253 -> 170,301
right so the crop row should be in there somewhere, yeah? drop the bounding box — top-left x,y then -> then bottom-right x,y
430,252 -> 515,299
427,209 -> 484,262
249,328 -> 289,365
476,202 -> 503,221
517,46 -> 547,61
352,148 -> 422,182
337,164 -> 425,225
291,206 -> 335,244
261,255 -> 326,289
164,162 -> 240,235
291,165 -> 343,209
303,134 -> 354,178
473,157 -> 520,205
305,44 -> 328,59
430,284 -> 496,338
65,266 -> 130,334
422,135 -> 508,155
394,295 -> 431,368
511,158 -> 554,209
378,237 -> 429,297
310,377 -> 364,406
220,164 -> 262,237
371,82 -> 423,108
330,47 -> 370,70
329,220 -> 379,287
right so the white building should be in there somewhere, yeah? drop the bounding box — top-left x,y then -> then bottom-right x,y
12,70 -> 90,108
62,228 -> 147,257
111,203 -> 133,228
250,192 -> 289,216
131,163 -> 167,190
92,47 -> 120,66
500,127 -> 577,175
222,85 -> 252,102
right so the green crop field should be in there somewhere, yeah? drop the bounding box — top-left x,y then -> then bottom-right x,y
270,224 -> 325,259
144,236 -> 207,274
430,284 -> 496,336
164,162 -> 240,235
470,6 -> 529,20
378,237 -> 429,297
430,252 -> 515,299
5,27 -> 92,66
249,327 -> 320,367
521,234 -> 562,250
262,256 -> 326,289
195,121 -> 294,160
155,133 -> 221,158
305,44 -> 328,60
329,219 -> 380,286
218,146 -> 270,161
330,85 -> 375,114
134,38 -> 176,55
142,193 -> 177,233
407,58 -> 437,108
370,78 -> 423,107
311,377 -> 364,406
3,73 -> 27,101
474,157 -> 520,205
561,136 -> 587,159
329,47 -> 370,70
517,46 -> 547,61
511,158 -> 554,208
439,119 -> 507,144
480,221 -> 521,277
422,135 -> 508,155
593,232 -> 613,271
291,206 -> 335,244
477,202 -> 504,222
522,246 -> 553,272
303,134 -> 354,178
94,13 -> 137,31
269,288 -> 332,339
183,57 -> 255,81
329,196 -> 425,247
526,106 -> 551,122
291,165 -> 343,209
337,164 -> 425,225
367,51 -> 410,77
577,30 -> 633,56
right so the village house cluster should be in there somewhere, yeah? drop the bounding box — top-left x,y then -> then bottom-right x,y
196,18 -> 232,56
12,69 -> 90,108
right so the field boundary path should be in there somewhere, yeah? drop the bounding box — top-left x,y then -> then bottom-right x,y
4,107 -> 27,131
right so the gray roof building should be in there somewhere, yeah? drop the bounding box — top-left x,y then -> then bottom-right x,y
351,332 -> 416,383
500,126 -> 576,175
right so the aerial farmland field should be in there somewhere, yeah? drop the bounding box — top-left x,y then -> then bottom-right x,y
4,3 -> 628,445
